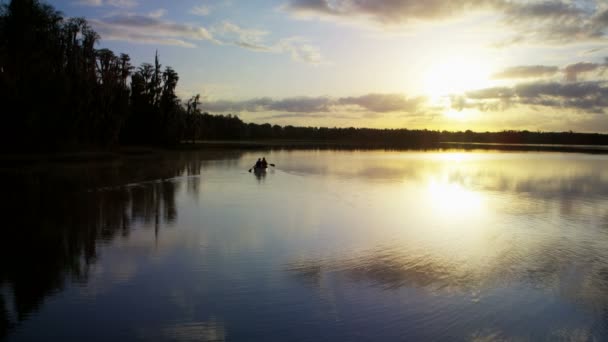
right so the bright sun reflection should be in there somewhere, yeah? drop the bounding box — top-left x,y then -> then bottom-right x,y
436,152 -> 469,162
426,179 -> 483,219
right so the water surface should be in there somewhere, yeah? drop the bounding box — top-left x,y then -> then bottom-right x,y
1,149 -> 607,341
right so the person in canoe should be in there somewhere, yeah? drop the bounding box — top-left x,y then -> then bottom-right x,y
248,158 -> 275,172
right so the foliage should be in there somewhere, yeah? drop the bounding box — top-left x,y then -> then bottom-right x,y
0,0 -> 184,150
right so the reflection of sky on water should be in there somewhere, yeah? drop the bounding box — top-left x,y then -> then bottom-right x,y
2,150 -> 608,341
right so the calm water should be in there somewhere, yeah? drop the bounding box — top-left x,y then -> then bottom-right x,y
1,149 -> 607,341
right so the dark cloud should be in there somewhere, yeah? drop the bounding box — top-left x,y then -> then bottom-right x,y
284,0 -> 608,44
594,8 -> 608,26
269,96 -> 333,112
515,81 -> 607,99
338,93 -> 425,112
257,113 -> 354,120
465,87 -> 515,100
287,0 -> 336,15
204,77 -> 608,120
563,61 -> 608,81
460,81 -> 608,114
492,60 -> 608,82
286,0 -> 497,23
492,65 -> 559,79
504,1 -> 585,20
202,98 -> 275,112
202,93 -> 428,114
234,41 -> 272,51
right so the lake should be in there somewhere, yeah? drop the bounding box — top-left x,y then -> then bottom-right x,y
1,149 -> 607,341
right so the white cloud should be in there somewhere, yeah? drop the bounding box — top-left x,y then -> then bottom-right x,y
190,5 -> 211,16
75,0 -> 137,8
90,13 -> 217,48
106,0 -> 137,8
277,37 -> 323,64
75,0 -> 103,6
213,21 -> 270,50
89,14 -> 324,63
148,9 -> 167,19
212,21 -> 325,64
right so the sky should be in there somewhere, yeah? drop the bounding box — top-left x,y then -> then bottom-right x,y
40,0 -> 608,132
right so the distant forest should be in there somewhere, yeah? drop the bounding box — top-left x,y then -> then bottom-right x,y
1,0 -> 607,152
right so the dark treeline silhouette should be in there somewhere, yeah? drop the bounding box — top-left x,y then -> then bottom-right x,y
0,0 -> 184,150
1,0 -> 608,153
190,113 -> 608,147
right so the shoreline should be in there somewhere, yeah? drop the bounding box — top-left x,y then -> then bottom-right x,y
184,140 -> 608,154
2,140 -> 608,165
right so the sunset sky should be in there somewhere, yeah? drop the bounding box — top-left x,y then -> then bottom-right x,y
45,0 -> 608,132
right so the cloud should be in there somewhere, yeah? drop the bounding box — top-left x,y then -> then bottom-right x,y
89,13 -> 217,48
89,13 -> 324,63
492,65 -> 559,79
501,2 -> 607,44
201,96 -> 330,113
459,81 -> 608,114
213,21 -> 271,51
338,93 -> 425,112
563,61 -> 608,81
148,9 -> 167,19
492,59 -> 608,82
75,0 -> 137,8
283,0 -> 608,45
190,5 -> 211,16
465,87 -> 515,100
285,0 -> 496,24
212,22 -> 324,64
257,112 -> 354,120
201,93 -> 428,114
75,0 -> 102,6
276,37 -> 323,64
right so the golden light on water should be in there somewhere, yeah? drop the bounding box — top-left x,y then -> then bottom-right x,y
426,179 -> 484,219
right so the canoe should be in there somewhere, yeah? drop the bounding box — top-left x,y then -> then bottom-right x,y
253,167 -> 267,173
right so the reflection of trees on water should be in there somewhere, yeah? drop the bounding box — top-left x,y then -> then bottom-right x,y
0,151 -> 242,338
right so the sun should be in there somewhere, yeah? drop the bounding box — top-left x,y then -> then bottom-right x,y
423,56 -> 493,103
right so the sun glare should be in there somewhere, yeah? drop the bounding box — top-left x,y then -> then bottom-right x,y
426,179 -> 484,219
423,56 -> 493,103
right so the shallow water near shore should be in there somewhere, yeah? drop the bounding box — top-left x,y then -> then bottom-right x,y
1,149 -> 608,341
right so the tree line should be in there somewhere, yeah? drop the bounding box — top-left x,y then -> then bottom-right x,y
0,0 -> 190,150
188,114 -> 608,147
1,0 -> 607,152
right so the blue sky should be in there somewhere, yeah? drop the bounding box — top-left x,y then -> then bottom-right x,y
40,0 -> 608,132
